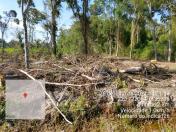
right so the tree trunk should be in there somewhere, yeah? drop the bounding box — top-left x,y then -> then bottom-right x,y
130,14 -> 140,59
51,0 -> 57,56
29,24 -> 34,43
130,20 -> 135,59
116,20 -> 120,56
153,24 -> 157,60
83,31 -> 88,55
109,37 -> 112,55
136,25 -> 140,44
168,9 -> 172,62
51,16 -> 57,56
82,0 -> 89,55
21,0 -> 29,69
147,1 -> 157,60
1,32 -> 4,61
23,14 -> 29,69
168,29 -> 172,62
81,17 -> 88,55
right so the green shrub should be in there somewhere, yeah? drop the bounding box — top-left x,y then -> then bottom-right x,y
113,77 -> 128,89
134,41 -> 154,60
69,95 -> 87,118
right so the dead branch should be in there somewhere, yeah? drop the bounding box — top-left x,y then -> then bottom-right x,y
53,64 -> 97,81
53,64 -> 74,72
144,78 -> 160,83
127,76 -> 141,83
81,74 -> 97,81
58,87 -> 68,103
46,81 -> 105,87
18,69 -> 73,125
28,68 -> 57,73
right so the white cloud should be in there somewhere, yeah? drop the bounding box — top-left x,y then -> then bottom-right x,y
63,24 -> 71,30
9,20 -> 23,29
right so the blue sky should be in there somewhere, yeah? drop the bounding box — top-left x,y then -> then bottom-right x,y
0,0 -> 73,42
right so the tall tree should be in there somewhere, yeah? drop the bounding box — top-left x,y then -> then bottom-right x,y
0,10 -> 17,61
160,0 -> 176,61
17,0 -> 35,68
51,0 -> 60,56
27,8 -> 46,43
167,1 -> 173,62
105,0 -> 115,55
145,0 -> 165,60
114,0 -> 129,56
129,0 -> 146,59
43,0 -> 61,56
67,0 -> 90,55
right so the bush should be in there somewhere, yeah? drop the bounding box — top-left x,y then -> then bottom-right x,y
69,95 -> 88,119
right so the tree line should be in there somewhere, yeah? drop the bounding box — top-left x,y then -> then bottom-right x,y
0,0 -> 176,68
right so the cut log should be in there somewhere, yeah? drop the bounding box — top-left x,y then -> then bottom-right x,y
119,67 -> 142,73
167,67 -> 176,73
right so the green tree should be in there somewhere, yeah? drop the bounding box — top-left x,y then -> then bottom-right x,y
58,22 -> 83,54
17,0 -> 35,68
145,0 -> 166,60
43,0 -> 61,57
27,8 -> 46,43
129,0 -> 147,59
160,0 -> 176,61
0,10 -> 17,61
67,0 -> 90,55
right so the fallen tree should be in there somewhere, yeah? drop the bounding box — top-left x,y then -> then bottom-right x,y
119,62 -> 169,76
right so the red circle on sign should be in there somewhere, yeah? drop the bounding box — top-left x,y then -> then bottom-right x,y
23,92 -> 28,98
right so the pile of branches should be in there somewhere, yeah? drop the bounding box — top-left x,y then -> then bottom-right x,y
0,56 -> 174,125
120,62 -> 171,80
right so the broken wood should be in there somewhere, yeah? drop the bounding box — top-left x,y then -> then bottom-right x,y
119,67 -> 142,73
53,64 -> 97,81
46,81 -> 105,87
81,74 -> 97,81
144,78 -> 160,83
119,62 -> 170,76
127,76 -> 141,83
